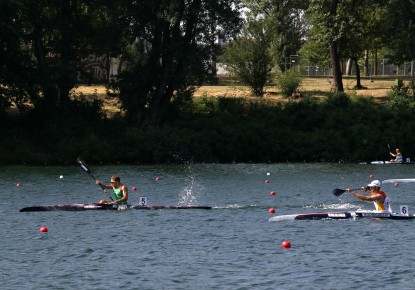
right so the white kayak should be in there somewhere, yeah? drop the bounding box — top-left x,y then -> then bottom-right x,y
360,161 -> 415,164
269,210 -> 415,221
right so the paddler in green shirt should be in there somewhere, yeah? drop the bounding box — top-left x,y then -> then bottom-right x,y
96,175 -> 128,205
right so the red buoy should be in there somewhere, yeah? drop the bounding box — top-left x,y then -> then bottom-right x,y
156,177 -> 161,181
270,191 -> 276,196
394,182 -> 399,187
132,186 -> 137,191
16,183 -> 22,187
39,226 -> 48,233
268,208 -> 275,214
265,180 -> 270,184
370,174 -> 374,178
281,240 -> 291,248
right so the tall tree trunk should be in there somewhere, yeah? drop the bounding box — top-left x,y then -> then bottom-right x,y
58,0 -> 72,105
373,48 -> 378,76
330,42 -> 344,92
352,56 -> 363,89
364,49 -> 369,76
345,58 -> 352,76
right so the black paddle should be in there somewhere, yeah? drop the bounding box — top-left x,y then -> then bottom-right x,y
76,157 -> 114,202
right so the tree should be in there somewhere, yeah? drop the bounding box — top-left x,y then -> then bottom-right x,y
305,1 -> 398,91
0,1 -> 122,113
305,0 -> 346,92
382,0 -> 415,66
220,18 -> 275,96
0,0 -> 33,112
112,0 -> 242,127
243,0 -> 308,72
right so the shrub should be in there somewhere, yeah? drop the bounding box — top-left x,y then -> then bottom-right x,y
276,69 -> 302,97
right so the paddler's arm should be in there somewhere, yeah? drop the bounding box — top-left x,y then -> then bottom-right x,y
346,188 -> 381,202
95,180 -> 112,190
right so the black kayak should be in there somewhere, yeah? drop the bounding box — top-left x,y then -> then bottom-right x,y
20,203 -> 212,212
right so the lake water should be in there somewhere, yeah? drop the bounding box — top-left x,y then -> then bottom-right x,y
2,163 -> 415,289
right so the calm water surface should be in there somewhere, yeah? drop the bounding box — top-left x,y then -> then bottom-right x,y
1,163 -> 415,289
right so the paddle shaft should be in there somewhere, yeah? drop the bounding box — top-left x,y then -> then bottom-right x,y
388,144 -> 394,160
77,158 -> 114,201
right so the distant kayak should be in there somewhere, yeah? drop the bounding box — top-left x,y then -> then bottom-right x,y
20,203 -> 212,212
359,160 -> 415,165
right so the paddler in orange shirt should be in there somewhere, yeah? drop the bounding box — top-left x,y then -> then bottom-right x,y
346,180 -> 391,212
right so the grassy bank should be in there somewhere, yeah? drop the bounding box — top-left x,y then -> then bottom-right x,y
73,77 -> 400,116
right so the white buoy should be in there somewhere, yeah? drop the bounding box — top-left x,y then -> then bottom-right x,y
59,175 -> 64,179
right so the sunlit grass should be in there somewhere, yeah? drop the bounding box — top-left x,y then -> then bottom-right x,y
74,77 -> 403,115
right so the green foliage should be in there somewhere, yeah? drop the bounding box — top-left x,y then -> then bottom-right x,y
242,0 -> 306,72
113,1 -> 242,126
386,80 -> 415,110
220,18 -> 275,96
276,69 -> 302,97
5,88 -> 415,165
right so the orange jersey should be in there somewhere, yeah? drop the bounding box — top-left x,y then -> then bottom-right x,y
373,190 -> 388,211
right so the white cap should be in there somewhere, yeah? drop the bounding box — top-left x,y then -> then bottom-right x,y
368,180 -> 382,187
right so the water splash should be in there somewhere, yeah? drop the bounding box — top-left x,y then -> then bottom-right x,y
177,163 -> 203,206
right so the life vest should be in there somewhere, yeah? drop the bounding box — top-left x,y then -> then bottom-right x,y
373,190 -> 390,211
113,186 -> 127,204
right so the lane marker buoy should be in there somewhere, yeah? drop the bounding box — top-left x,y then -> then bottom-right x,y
281,240 -> 291,248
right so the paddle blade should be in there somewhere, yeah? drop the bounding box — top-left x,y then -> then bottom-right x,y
76,158 -> 91,175
333,188 -> 346,196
